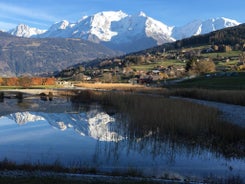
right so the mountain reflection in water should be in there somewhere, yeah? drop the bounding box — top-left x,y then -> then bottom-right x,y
7,110 -> 124,142
0,93 -> 244,180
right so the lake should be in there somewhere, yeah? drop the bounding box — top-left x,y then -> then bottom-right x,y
0,91 -> 244,182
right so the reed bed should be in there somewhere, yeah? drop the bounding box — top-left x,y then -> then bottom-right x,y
75,82 -> 144,90
168,88 -> 245,106
74,82 -> 167,94
72,90 -> 245,158
74,82 -> 245,106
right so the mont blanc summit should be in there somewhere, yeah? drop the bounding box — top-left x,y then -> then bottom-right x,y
8,11 -> 240,53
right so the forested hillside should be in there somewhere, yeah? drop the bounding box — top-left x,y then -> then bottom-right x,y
57,24 -> 245,83
0,32 -> 119,76
143,23 -> 245,54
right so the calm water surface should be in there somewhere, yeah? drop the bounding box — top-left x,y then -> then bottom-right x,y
0,94 -> 244,180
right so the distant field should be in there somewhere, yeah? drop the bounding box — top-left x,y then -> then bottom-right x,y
172,72 -> 245,90
131,59 -> 185,71
0,86 -> 19,90
216,60 -> 239,68
201,50 -> 242,58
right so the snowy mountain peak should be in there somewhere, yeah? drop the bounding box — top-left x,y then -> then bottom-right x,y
39,20 -> 72,38
93,10 -> 128,22
172,17 -> 240,40
139,11 -> 147,17
50,20 -> 70,31
220,17 -> 241,27
79,15 -> 89,22
6,11 -> 241,53
145,16 -> 175,44
65,10 -> 128,42
9,24 -> 46,38
58,20 -> 70,29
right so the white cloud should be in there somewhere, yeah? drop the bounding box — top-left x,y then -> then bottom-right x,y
0,2 -> 59,28
0,21 -> 17,31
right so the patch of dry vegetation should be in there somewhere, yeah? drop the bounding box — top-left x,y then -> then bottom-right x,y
75,82 -> 146,90
74,82 -> 167,94
72,90 -> 245,158
168,88 -> 245,106
74,82 -> 245,106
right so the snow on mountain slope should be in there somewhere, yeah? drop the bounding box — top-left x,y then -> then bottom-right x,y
7,11 -> 241,52
72,10 -> 174,45
87,11 -> 128,41
10,11 -> 174,52
39,11 -> 174,52
69,11 -> 128,43
7,110 -> 124,142
108,11 -> 174,44
109,12 -> 149,43
39,20 -> 74,38
172,17 -> 240,40
9,24 -> 46,38
145,15 -> 175,45
171,20 -> 203,40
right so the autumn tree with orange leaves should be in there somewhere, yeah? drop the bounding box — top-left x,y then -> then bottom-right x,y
0,77 -> 56,87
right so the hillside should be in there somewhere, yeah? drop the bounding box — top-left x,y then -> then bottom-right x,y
0,32 -> 119,77
57,24 -> 245,83
143,23 -> 245,54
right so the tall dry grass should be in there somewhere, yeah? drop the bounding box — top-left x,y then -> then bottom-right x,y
75,82 -> 144,90
168,88 -> 245,106
72,90 -> 245,158
74,82 -> 245,106
74,82 -> 167,94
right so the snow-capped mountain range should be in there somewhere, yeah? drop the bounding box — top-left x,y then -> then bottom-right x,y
9,24 -> 46,38
7,11 -> 241,53
172,17 -> 241,40
7,110 -> 124,142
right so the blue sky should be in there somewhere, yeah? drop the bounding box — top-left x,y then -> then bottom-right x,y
0,0 -> 245,31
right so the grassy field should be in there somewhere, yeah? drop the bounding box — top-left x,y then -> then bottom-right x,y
171,72 -> 245,90
130,59 -> 185,71
0,86 -> 20,90
165,72 -> 245,105
201,50 -> 242,58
